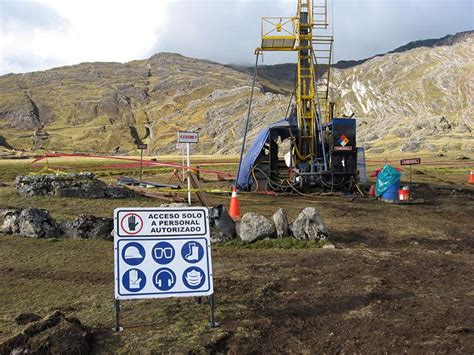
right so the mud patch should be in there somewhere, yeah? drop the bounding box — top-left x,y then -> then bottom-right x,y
0,311 -> 95,354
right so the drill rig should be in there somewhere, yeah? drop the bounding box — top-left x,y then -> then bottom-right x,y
236,0 -> 358,193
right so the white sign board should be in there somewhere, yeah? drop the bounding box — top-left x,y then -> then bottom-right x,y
114,207 -> 213,300
176,143 -> 187,151
177,131 -> 199,144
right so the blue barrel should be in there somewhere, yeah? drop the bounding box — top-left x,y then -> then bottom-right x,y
381,180 -> 400,201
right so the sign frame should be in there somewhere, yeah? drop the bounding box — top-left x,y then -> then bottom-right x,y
400,158 -> 421,200
137,144 -> 148,180
113,207 -> 218,331
177,131 -> 199,144
177,132 -> 199,205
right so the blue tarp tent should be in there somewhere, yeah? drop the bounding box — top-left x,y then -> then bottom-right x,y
236,118 -> 295,190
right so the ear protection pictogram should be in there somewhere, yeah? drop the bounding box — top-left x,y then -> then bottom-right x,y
156,270 -> 174,287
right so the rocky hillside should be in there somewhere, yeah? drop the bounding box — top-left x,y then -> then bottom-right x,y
331,35 -> 473,154
0,53 -> 288,154
333,30 -> 474,69
0,32 -> 472,156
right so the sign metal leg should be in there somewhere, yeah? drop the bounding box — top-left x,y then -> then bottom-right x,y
114,299 -> 123,332
208,293 -> 219,328
139,149 -> 143,181
187,143 -> 191,206
409,165 -> 412,200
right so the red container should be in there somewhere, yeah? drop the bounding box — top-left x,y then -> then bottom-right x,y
369,184 -> 376,196
399,188 -> 409,201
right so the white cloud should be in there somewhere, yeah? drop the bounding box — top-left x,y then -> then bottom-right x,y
0,0 -> 472,74
0,0 -> 169,74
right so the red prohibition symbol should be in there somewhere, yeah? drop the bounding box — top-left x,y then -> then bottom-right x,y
120,213 -> 144,235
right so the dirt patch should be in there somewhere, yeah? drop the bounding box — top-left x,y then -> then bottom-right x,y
0,311 -> 95,354
0,164 -> 473,352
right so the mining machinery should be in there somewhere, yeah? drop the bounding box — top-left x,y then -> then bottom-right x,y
236,0 -> 358,193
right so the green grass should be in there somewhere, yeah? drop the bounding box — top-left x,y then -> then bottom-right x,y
0,236 -> 230,352
221,238 -> 327,250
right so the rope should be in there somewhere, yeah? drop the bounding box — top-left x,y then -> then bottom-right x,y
235,51 -> 260,187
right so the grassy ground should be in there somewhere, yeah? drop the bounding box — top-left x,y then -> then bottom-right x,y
0,154 -> 473,353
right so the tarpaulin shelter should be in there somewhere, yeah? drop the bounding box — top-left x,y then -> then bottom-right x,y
236,118 -> 297,190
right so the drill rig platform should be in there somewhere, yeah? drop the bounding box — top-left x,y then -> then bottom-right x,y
236,0 -> 358,193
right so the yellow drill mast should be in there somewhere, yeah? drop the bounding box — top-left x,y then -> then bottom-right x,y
257,0 -> 333,167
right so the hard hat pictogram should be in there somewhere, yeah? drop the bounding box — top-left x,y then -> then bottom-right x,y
121,242 -> 146,266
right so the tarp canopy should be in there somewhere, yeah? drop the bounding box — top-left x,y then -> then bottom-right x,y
236,118 -> 295,190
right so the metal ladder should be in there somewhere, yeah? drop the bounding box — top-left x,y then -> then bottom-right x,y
312,35 -> 333,123
312,0 -> 328,29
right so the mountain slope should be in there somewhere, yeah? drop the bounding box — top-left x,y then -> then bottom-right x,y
331,37 -> 473,154
0,53 -> 288,154
0,33 -> 472,156
230,30 -> 474,92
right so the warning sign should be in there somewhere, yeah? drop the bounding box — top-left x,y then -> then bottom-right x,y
400,158 -> 421,166
114,207 -> 213,300
116,209 -> 208,237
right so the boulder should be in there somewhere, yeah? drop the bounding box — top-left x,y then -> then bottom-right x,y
18,208 -> 59,238
58,220 -> 73,237
1,209 -> 22,234
238,212 -> 275,243
105,186 -> 136,198
272,208 -> 289,238
54,180 -> 108,198
209,205 -> 235,243
68,215 -> 113,241
290,207 -> 328,241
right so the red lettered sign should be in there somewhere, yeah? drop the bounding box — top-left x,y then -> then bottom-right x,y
400,158 -> 421,166
177,131 -> 199,144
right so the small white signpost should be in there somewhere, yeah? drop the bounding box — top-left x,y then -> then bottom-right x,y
176,143 -> 187,181
113,207 -> 217,331
177,131 -> 199,206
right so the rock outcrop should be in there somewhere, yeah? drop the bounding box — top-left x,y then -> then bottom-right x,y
66,215 -> 113,241
238,212 -> 275,243
15,173 -> 135,199
272,208 -> 289,238
209,205 -> 236,243
2,208 -> 59,238
1,208 -> 112,240
17,208 -> 59,238
290,207 -> 328,241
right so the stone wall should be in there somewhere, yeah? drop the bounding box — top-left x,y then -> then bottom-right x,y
15,173 -> 135,198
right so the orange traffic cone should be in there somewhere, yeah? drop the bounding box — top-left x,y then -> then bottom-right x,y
228,187 -> 241,220
468,171 -> 474,184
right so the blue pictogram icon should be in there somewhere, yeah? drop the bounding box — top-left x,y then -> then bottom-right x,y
153,268 -> 176,291
152,241 -> 175,264
122,242 -> 145,266
122,268 -> 146,292
182,266 -> 206,289
181,241 -> 204,263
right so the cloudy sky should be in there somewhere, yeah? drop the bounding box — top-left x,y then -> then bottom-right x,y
0,0 -> 473,74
